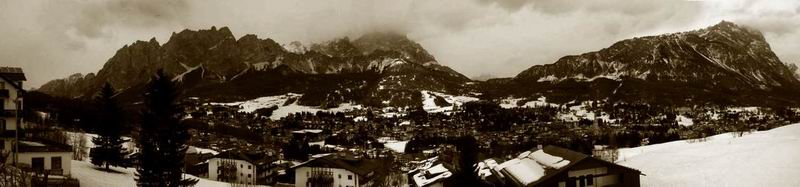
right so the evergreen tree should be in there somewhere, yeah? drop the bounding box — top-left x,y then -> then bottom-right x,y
90,83 -> 130,170
136,70 -> 197,187
454,136 -> 480,186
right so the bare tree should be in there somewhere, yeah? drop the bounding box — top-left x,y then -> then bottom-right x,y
0,151 -> 31,186
66,132 -> 89,161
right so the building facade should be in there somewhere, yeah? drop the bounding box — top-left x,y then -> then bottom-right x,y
0,67 -> 26,163
292,154 -> 378,187
207,150 -> 277,185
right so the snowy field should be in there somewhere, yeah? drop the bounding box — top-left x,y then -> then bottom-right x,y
72,160 -> 261,187
420,90 -> 479,113
378,137 -> 409,153
618,123 -> 800,187
209,93 -> 362,120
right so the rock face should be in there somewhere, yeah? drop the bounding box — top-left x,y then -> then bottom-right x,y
39,27 -> 470,107
485,21 -> 800,106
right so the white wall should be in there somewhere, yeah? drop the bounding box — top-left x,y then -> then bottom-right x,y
556,167 -> 618,187
294,167 -> 360,187
208,158 -> 257,185
1,78 -> 22,131
17,152 -> 72,176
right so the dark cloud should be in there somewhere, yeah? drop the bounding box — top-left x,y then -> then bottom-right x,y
476,0 -> 534,12
1,0 -> 800,88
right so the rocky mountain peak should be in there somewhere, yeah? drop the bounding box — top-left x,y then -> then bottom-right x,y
505,21 -> 800,106
353,32 -> 437,64
39,26 -> 471,106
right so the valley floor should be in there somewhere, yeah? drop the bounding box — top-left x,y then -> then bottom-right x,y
618,123 -> 800,187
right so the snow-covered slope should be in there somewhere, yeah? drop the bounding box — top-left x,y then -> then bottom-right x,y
72,160 -> 262,187
210,93 -> 363,120
618,123 -> 800,187
420,90 -> 479,113
499,96 -> 559,109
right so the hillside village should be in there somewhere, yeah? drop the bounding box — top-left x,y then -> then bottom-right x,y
2,4 -> 800,185
5,65 -> 800,186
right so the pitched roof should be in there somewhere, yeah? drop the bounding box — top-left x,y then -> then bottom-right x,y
18,139 -> 72,153
526,145 -> 641,187
0,67 -> 26,81
0,67 -> 26,93
214,150 -> 275,166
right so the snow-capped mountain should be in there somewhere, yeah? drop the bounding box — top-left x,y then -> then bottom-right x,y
38,27 -> 471,107
484,21 -> 800,106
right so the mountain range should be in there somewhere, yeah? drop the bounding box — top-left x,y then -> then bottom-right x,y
39,21 -> 800,107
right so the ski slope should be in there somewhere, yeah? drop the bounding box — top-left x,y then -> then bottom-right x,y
618,123 -> 800,187
209,93 -> 362,120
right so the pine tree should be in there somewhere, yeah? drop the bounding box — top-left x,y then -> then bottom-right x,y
90,83 -> 130,170
136,70 -> 197,187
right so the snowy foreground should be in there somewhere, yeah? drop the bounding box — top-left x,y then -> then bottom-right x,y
618,123 -> 800,187
72,160 -> 268,187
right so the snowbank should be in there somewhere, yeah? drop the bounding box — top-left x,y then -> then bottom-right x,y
618,123 -> 800,187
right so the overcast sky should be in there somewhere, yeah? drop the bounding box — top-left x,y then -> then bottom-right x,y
1,0 -> 799,88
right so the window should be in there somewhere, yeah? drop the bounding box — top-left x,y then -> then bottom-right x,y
0,82 -> 4,89
587,175 -> 594,185
348,175 -> 353,180
248,165 -> 251,169
248,174 -> 251,178
32,157 -> 44,171
338,174 -> 341,179
51,157 -> 62,170
0,120 -> 5,131
240,164 -> 243,168
0,139 -> 4,150
579,176 -> 585,187
566,177 -> 577,187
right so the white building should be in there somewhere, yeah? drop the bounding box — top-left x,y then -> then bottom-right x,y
208,150 -> 276,185
17,141 -> 73,176
292,154 -> 378,187
1,67 -> 26,159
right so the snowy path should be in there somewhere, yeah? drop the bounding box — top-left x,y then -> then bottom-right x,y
618,123 -> 800,187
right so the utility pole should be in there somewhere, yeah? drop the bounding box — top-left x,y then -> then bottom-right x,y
13,98 -> 20,165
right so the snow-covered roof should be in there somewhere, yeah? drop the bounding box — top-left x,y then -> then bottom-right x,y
410,157 -> 453,187
503,159 -> 545,185
496,146 -> 580,186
